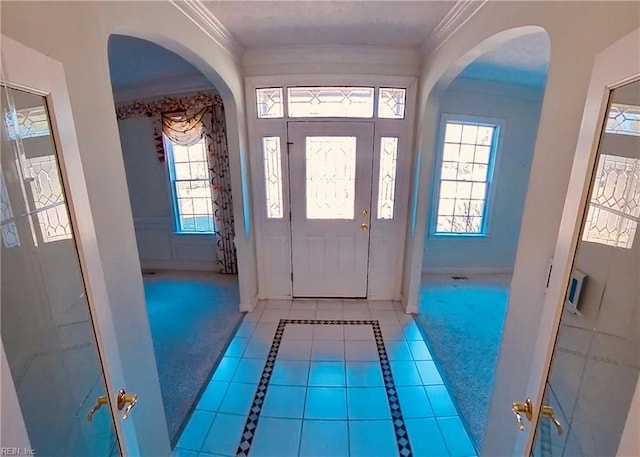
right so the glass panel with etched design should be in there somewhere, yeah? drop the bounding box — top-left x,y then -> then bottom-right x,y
606,103 -> 640,137
256,87 -> 284,119
289,87 -> 374,118
377,137 -> 399,219
262,136 -> 284,219
582,154 -> 639,249
378,88 -> 406,119
305,136 -> 356,219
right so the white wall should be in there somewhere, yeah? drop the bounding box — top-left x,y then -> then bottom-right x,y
1,1 -> 256,455
423,77 -> 544,274
401,3 -> 640,456
117,109 -> 219,272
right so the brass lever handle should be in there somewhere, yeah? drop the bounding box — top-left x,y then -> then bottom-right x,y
361,223 -> 368,231
117,389 -> 138,420
87,395 -> 108,422
512,398 -> 533,431
541,405 -> 563,435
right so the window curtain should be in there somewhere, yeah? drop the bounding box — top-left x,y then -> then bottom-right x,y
116,93 -> 237,274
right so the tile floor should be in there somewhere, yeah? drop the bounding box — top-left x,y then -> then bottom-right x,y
173,299 -> 476,457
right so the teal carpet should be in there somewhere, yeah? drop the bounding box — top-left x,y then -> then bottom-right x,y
143,271 -> 243,445
415,275 -> 509,450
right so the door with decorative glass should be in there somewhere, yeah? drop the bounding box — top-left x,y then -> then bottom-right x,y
502,28 -> 640,457
0,36 -> 141,455
288,121 -> 374,297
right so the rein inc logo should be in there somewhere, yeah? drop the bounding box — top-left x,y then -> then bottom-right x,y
1,449 -> 35,455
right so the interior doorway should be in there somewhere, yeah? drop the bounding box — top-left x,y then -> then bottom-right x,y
288,121 -> 374,298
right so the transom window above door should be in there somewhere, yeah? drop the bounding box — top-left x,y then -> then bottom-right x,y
256,86 -> 406,119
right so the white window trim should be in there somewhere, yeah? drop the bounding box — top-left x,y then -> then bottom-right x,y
429,113 -> 504,237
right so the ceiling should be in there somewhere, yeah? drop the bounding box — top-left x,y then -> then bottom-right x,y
462,32 -> 550,87
203,1 -> 453,48
107,2 -> 551,98
108,34 -> 208,91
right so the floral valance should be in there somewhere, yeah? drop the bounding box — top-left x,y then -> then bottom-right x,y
115,92 -> 223,120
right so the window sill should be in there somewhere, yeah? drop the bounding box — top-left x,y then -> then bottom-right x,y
172,232 -> 215,237
429,232 -> 488,239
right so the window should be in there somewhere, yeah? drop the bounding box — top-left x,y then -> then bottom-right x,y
378,88 -> 406,119
288,87 -> 374,118
433,119 -> 498,234
606,103 -> 640,137
256,88 -> 284,119
165,136 -> 215,233
377,137 -> 399,219
4,106 -> 50,140
262,136 -> 284,219
305,136 -> 357,219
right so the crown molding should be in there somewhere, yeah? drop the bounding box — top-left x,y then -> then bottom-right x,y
421,0 -> 487,57
113,74 -> 216,104
169,0 -> 244,62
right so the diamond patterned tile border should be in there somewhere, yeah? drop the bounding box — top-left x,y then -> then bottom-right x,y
234,319 -> 413,457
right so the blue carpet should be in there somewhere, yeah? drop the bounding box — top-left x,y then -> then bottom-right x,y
143,271 -> 243,445
415,275 -> 509,450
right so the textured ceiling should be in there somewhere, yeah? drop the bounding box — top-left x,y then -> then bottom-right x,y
107,10 -> 551,95
204,1 -> 454,48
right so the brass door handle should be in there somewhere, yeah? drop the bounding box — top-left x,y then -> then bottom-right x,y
360,223 -> 368,231
87,395 -> 108,422
541,405 -> 563,435
512,398 -> 533,431
117,389 -> 138,420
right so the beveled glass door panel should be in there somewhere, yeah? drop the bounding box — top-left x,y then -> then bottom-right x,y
531,79 -> 640,457
305,136 -> 357,220
288,122 -> 374,298
1,86 -> 119,456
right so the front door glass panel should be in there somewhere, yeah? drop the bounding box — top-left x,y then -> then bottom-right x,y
305,136 -> 357,220
1,86 -> 119,456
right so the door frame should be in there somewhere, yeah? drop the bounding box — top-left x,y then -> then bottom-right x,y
287,120 -> 376,298
0,35 -> 143,455
245,74 -> 417,302
518,27 -> 640,455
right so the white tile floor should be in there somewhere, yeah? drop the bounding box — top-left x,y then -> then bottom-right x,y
173,300 -> 476,457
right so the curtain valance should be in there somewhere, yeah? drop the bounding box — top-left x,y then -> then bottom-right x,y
115,92 -> 237,274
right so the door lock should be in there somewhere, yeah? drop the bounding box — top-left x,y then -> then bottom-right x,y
512,398 -> 533,431
541,405 -> 563,435
87,395 -> 108,422
361,209 -> 369,217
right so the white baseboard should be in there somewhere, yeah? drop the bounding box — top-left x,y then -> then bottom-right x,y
141,259 -> 217,272
421,267 -> 513,275
239,296 -> 259,313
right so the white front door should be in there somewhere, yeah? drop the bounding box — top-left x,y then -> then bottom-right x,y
288,121 -> 374,298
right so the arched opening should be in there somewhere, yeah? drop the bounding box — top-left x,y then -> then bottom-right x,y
414,28 -> 551,450
107,34 -> 243,444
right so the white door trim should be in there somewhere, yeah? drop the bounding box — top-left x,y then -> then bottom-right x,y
245,75 -> 417,302
518,27 -> 640,455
